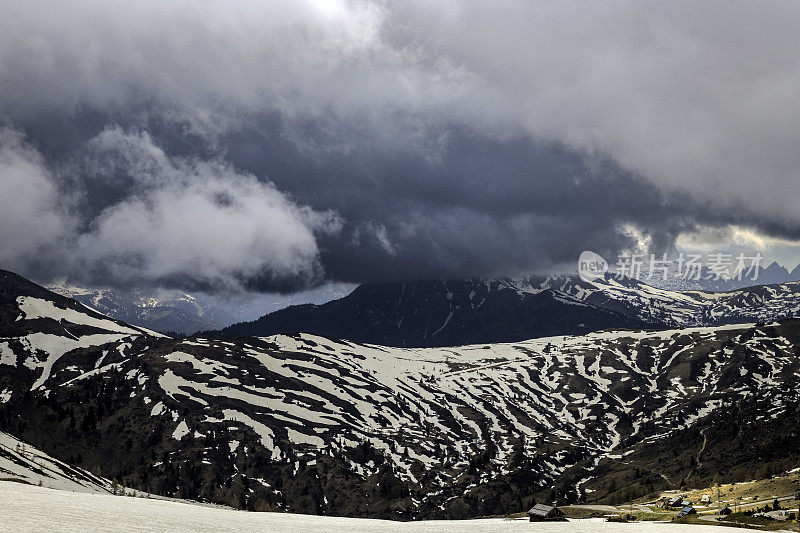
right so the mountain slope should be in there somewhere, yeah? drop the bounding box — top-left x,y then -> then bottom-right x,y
2,269 -> 799,518
1,269 -> 165,395
214,279 -> 659,347
213,275 -> 800,347
45,283 -> 237,335
0,431 -> 114,493
545,273 -> 800,327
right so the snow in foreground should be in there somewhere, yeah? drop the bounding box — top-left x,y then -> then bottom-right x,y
2,481 -> 746,533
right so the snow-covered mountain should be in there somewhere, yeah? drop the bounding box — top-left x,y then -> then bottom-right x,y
44,281 -> 354,336
215,274 -> 800,347
540,273 -> 800,327
42,270 -> 800,344
623,260 -> 800,292
44,283 -> 237,336
2,268 -> 799,518
215,278 -> 660,347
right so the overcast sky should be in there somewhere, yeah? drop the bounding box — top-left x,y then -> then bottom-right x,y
2,0 -> 800,294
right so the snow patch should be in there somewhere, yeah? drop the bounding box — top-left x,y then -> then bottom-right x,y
172,420 -> 190,441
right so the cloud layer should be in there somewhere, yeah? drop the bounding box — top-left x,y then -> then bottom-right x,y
76,127 -> 341,291
0,128 -> 74,273
2,1 -> 800,290
0,126 -> 340,291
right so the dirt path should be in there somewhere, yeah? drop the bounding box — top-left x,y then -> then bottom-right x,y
695,429 -> 708,470
686,427 -> 708,482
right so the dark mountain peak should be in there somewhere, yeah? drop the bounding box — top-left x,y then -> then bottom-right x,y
753,260 -> 792,286
764,260 -> 789,273
212,271 -> 800,346
1,268 -> 66,303
213,276 -> 656,346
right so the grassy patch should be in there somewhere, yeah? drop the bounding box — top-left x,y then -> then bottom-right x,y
560,507 -> 607,519
560,507 -> 672,522
725,514 -> 775,526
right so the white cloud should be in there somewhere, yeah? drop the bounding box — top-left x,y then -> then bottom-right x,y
0,125 -> 339,290
0,128 -> 74,272
75,127 -> 341,290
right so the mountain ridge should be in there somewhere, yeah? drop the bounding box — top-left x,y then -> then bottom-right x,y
211,274 -> 800,347
2,268 -> 800,518
44,282 -> 237,336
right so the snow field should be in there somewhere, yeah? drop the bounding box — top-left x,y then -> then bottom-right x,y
0,481 -> 748,533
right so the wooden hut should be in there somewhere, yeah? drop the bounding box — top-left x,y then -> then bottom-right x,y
527,504 -> 565,522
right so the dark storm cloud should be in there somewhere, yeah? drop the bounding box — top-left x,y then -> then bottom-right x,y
220,122 -> 687,285
2,1 -> 800,292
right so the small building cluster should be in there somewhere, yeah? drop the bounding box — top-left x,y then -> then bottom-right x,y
660,494 -> 698,518
663,496 -> 692,508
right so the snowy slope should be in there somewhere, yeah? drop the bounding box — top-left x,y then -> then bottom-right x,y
0,481 -> 744,533
1,269 -> 164,395
153,326 -> 799,488
0,431 -> 112,493
6,319 -> 800,516
3,268 -> 800,518
541,273 -> 800,327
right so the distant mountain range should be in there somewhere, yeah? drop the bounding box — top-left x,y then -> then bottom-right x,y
755,260 -> 800,286
214,273 -> 800,346
44,283 -> 237,336
40,261 -> 800,341
2,268 -> 799,518
644,260 -> 800,292
44,282 -> 352,336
